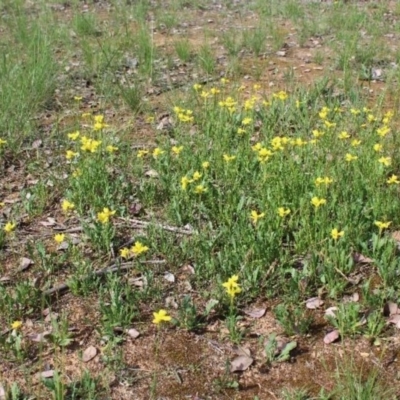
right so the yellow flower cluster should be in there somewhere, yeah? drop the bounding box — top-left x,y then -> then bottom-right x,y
120,241 -> 149,258
173,107 -> 194,123
222,275 -> 241,299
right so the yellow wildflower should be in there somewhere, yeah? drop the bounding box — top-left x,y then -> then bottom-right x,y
220,78 -> 229,85
81,112 -> 91,118
311,197 -> 327,208
257,147 -> 273,163
210,87 -> 220,95
120,247 -> 131,259
66,150 -> 79,160
273,91 -> 288,101
374,220 -> 391,234
68,131 -> 80,140
201,90 -> 210,99
324,120 -> 336,128
137,150 -> 149,158
331,228 -> 344,240
194,185 -> 207,194
4,222 -> 16,234
152,147 -> 164,158
106,145 -> 118,153
242,117 -> 252,126
0,138 -> 7,145
11,321 -> 22,330
312,130 -> 324,138
61,200 -> 74,213
202,161 -> 210,169
367,114 -> 377,123
81,138 -> 102,153
131,241 -> 149,256
181,176 -> 193,190
192,171 -> 202,181
223,154 -> 236,162
252,143 -> 262,152
74,96 -> 82,101
345,153 -> 358,162
351,139 -> 361,147
97,208 -> 116,224
378,157 -> 391,167
152,309 -> 171,324
277,207 -> 291,217
193,83 -> 202,91
171,146 -> 183,155
377,126 -> 390,137
373,143 -> 383,152
237,128 -> 246,135
315,177 -> 333,186
54,233 -> 65,244
250,210 -> 265,224
338,131 -> 350,140
387,175 -> 400,185
222,275 -> 241,298
350,108 -> 360,115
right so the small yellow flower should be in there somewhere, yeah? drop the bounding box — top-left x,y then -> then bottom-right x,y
345,153 -> 358,162
252,143 -> 262,152
120,247 -> 131,259
277,207 -> 291,217
93,115 -> 109,130
202,161 -> 210,169
67,131 -> 80,140
192,171 -> 202,181
4,222 -> 16,234
350,108 -> 360,115
181,176 -> 193,190
324,120 -> 336,128
222,275 -> 241,298
193,83 -> 202,91
54,233 -> 65,244
81,112 -> 91,118
273,91 -> 288,101
311,197 -> 327,208
106,145 -> 118,153
312,130 -> 324,138
11,321 -> 22,330
378,156 -> 391,167
72,169 -> 82,178
61,200 -> 75,213
152,147 -> 164,158
0,202 -> 4,207
253,84 -> 261,90
242,117 -> 252,126
319,107 -> 329,119
97,208 -> 116,224
237,128 -> 246,135
387,174 -> 400,185
131,241 -> 149,256
367,114 -> 377,123
66,150 -> 79,160
153,309 -> 172,324
137,149 -> 149,158
210,87 -> 220,95
81,138 -> 102,153
331,228 -> 344,240
74,96 -> 82,101
223,154 -> 236,162
377,126 -> 390,137
171,146 -> 183,155
145,116 -> 155,123
338,131 -> 350,140
220,78 -> 229,85
351,139 -> 361,147
250,210 -> 265,224
200,90 -> 210,99
374,220 -> 391,233
94,115 -> 104,123
0,138 -> 7,146
194,185 -> 207,194
315,177 -> 333,186
373,143 -> 383,152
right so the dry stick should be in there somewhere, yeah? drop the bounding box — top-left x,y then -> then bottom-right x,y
43,259 -> 166,296
119,217 -> 196,235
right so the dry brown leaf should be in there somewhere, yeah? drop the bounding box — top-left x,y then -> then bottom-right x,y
19,257 -> 34,271
306,297 -> 324,309
82,346 -> 97,362
384,301 -> 399,316
323,330 -> 340,344
325,306 -> 338,318
352,253 -> 373,264
230,355 -> 253,372
27,331 -> 52,343
233,345 -> 251,357
244,307 -> 266,319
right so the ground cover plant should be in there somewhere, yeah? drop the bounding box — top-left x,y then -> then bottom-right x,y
2,0 -> 400,398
